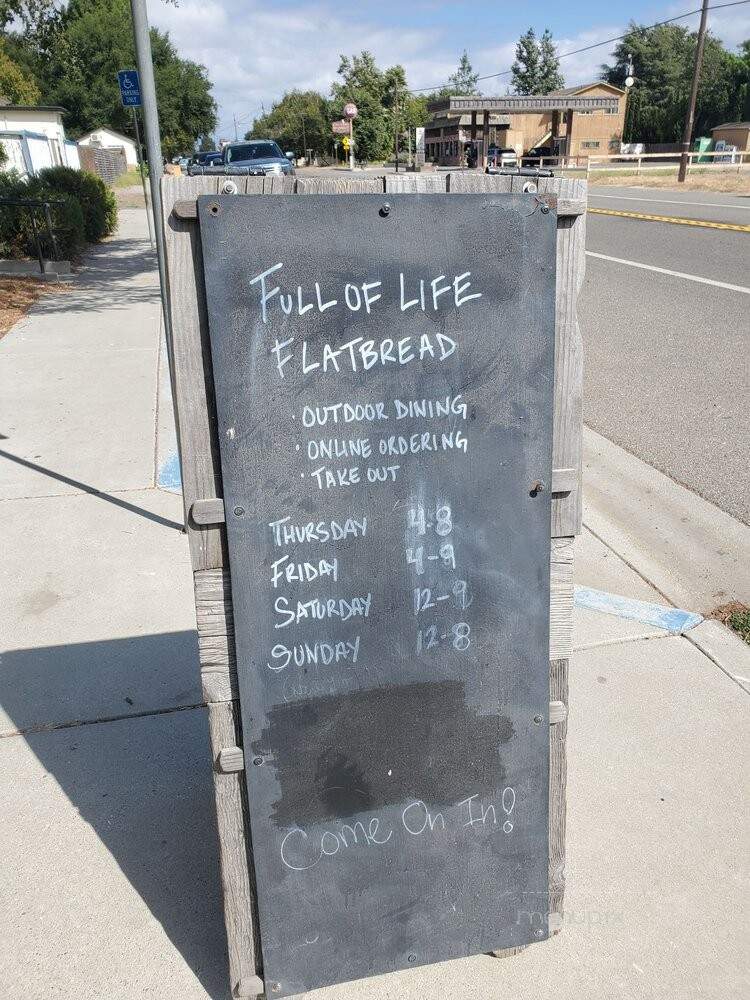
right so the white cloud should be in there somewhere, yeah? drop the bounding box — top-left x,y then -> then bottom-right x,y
146,0 -> 750,144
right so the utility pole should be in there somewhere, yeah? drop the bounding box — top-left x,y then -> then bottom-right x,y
131,106 -> 154,248
678,0 -> 709,183
233,114 -> 239,141
129,0 -> 184,511
394,87 -> 399,173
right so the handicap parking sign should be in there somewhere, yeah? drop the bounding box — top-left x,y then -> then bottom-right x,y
117,70 -> 142,107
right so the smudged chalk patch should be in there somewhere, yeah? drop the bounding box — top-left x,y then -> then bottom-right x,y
158,450 -> 182,492
575,586 -> 703,634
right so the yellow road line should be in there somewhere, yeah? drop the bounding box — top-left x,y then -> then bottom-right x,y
588,206 -> 750,233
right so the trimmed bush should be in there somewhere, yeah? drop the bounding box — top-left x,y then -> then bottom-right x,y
0,171 -> 86,260
37,165 -> 117,241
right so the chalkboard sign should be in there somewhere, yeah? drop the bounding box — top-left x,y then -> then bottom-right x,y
199,193 -> 556,997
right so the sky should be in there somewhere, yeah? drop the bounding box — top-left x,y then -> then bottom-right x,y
147,0 -> 750,142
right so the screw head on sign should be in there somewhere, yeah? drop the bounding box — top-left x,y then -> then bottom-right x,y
271,984 -> 281,994
253,756 -> 263,766
534,714 -> 544,725
380,203 -> 391,217
233,505 -> 245,516
407,954 -> 417,962
529,480 -> 545,497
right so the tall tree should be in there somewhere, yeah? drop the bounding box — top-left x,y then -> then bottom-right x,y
602,22 -> 744,143
447,50 -> 479,95
0,38 -> 40,102
538,29 -> 564,93
331,51 -> 407,161
511,28 -> 541,95
247,90 -> 330,156
3,0 -> 216,156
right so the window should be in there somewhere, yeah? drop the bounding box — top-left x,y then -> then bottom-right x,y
577,109 -> 593,115
225,141 -> 282,162
581,141 -> 600,149
605,106 -> 619,115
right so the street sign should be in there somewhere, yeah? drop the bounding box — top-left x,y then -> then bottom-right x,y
117,69 -> 142,107
197,192 -> 556,997
331,119 -> 350,135
343,101 -> 358,119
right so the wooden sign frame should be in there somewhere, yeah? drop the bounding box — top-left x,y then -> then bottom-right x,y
160,172 -> 586,999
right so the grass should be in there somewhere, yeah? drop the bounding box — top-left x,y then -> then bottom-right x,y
0,277 -> 70,339
709,602 -> 750,645
111,167 -> 145,188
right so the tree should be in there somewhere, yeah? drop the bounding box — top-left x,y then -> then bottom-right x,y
330,51 -> 407,162
538,29 -> 564,93
602,23 -> 744,143
0,39 -> 40,102
246,90 -> 330,156
511,28 -> 541,95
447,50 -> 479,95
3,0 -> 216,156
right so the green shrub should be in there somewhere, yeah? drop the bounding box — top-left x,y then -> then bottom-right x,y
37,165 -> 117,241
0,171 -> 86,260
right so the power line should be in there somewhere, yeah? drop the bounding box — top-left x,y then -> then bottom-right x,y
409,0 -> 750,93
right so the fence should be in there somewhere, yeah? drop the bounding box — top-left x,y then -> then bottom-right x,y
78,144 -> 128,185
524,150 -> 750,175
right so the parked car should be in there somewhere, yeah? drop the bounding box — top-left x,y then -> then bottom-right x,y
485,146 -> 517,170
192,150 -> 223,166
521,145 -> 553,166
220,140 -> 295,175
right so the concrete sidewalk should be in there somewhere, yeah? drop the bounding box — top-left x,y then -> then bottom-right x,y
1,210 -> 748,999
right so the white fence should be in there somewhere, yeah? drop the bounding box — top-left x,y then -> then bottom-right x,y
0,131 -> 81,178
525,150 -> 750,174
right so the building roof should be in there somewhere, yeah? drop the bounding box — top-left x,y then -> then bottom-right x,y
427,94 -> 619,116
0,104 -> 66,113
711,121 -> 750,130
547,82 -> 625,97
79,127 -> 136,146
425,113 -> 511,130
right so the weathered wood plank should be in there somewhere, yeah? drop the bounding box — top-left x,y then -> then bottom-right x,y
190,497 -> 225,525
538,176 -> 586,537
207,700 -> 261,997
550,537 -> 574,660
384,174 -> 448,193
296,175 -> 385,194
548,656 -> 569,926
161,175 -> 226,570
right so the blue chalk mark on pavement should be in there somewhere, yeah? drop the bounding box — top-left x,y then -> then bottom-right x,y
574,586 -> 703,633
158,451 -> 182,492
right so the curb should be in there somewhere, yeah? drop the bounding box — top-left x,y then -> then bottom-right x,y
685,619 -> 750,694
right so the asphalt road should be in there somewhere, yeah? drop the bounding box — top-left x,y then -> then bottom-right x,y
587,184 -> 750,226
579,189 -> 750,525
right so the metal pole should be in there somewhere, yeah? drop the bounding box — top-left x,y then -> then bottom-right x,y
129,0 -> 184,513
132,106 -> 154,248
394,88 -> 399,173
233,113 -> 238,141
678,0 -> 709,183
349,119 -> 355,171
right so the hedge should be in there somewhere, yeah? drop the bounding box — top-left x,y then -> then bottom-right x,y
0,172 -> 85,260
37,166 -> 117,242
0,165 -> 117,261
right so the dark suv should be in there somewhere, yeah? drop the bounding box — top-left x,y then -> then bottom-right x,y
221,140 -> 294,175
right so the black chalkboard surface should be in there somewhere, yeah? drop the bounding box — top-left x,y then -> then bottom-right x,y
199,192 -> 556,997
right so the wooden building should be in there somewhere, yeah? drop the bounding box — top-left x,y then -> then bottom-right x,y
425,84 -> 627,166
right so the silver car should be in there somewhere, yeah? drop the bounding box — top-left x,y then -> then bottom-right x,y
221,140 -> 295,175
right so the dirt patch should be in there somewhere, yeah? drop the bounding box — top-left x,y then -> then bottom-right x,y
707,602 -> 750,645
587,170 -> 750,194
114,185 -> 147,209
0,277 -> 71,339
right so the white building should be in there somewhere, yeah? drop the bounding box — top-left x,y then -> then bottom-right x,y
78,127 -> 138,167
0,104 -> 80,177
